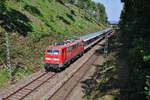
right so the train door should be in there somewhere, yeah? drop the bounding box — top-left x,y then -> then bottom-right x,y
62,48 -> 66,62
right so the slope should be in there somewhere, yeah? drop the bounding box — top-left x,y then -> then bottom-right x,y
0,0 -> 107,89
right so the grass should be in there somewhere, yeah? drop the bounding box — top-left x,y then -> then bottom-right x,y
0,69 -> 9,89
6,0 -> 102,39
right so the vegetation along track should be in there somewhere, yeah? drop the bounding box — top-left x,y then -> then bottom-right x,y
2,72 -> 56,100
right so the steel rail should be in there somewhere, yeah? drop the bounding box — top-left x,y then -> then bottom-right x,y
3,72 -> 56,100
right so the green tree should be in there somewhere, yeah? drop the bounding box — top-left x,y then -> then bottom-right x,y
97,3 -> 107,24
119,0 -> 150,99
0,0 -> 6,16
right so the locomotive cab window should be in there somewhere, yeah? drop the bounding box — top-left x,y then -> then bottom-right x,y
47,49 -> 60,54
47,49 -> 53,54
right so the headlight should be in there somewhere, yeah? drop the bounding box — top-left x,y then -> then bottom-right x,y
45,58 -> 52,60
53,58 -> 59,61
45,58 -> 59,61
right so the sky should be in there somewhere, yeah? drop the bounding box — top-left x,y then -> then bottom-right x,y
93,0 -> 123,22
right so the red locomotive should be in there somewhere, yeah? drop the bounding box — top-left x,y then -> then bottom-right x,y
44,39 -> 84,71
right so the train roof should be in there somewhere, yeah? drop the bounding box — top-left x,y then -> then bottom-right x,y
80,28 -> 112,42
46,45 -> 65,49
80,31 -> 103,42
46,39 -> 82,49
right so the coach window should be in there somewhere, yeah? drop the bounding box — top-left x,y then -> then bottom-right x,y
71,45 -> 74,50
78,43 -> 80,47
67,48 -> 69,52
79,42 -> 81,46
67,47 -> 69,52
73,45 -> 75,49
73,45 -> 76,49
72,45 -> 74,49
67,46 -> 72,52
76,43 -> 79,47
75,44 -> 77,48
70,46 -> 72,51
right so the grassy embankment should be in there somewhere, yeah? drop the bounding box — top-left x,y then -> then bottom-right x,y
0,0 -> 106,89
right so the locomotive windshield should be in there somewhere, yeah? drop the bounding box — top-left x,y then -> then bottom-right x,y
47,49 -> 60,54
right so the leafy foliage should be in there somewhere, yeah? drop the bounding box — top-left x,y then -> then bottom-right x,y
56,0 -> 108,25
0,0 -> 6,15
119,0 -> 150,99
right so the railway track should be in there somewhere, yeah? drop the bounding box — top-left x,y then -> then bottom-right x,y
49,49 -> 100,100
3,72 -> 56,100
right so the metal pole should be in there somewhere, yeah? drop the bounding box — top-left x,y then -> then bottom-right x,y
104,33 -> 108,67
102,33 -> 108,83
5,32 -> 12,82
